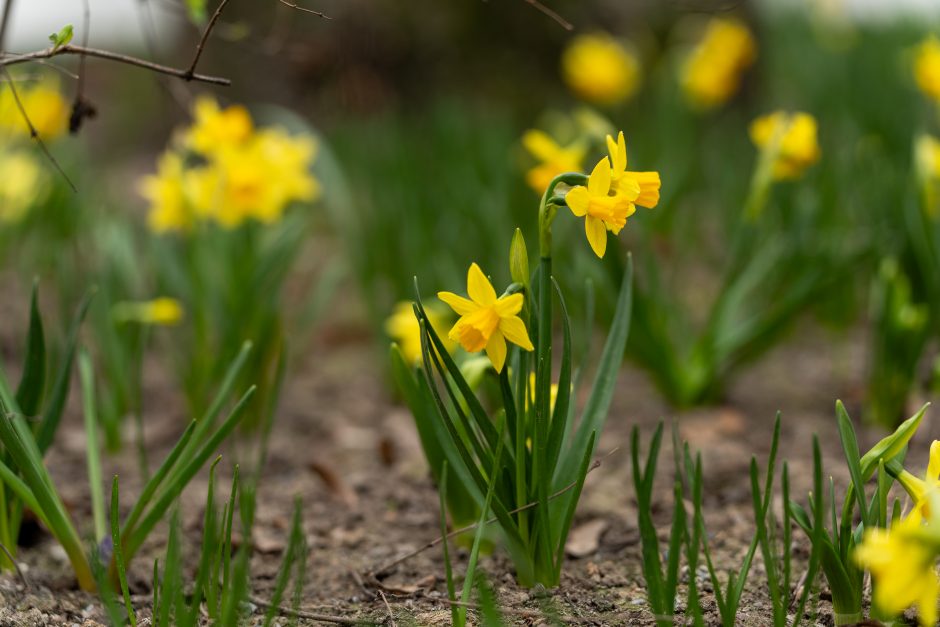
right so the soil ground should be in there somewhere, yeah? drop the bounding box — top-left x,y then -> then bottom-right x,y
0,317 -> 936,626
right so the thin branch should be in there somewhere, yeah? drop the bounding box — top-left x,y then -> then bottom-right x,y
0,0 -> 15,53
521,0 -> 572,31
1,44 -> 230,85
0,541 -> 29,591
184,0 -> 231,79
378,590 -> 396,627
0,65 -> 76,191
368,450 -> 616,578
247,595 -> 375,625
277,0 -> 330,19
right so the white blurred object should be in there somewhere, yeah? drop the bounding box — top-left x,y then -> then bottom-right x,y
766,0 -> 940,21
0,0 -> 181,53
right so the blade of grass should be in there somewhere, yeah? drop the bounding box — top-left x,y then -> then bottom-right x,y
15,283 -> 46,417
79,349 -> 106,543
110,476 -> 137,627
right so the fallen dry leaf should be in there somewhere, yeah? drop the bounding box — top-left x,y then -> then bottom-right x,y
565,519 -> 609,558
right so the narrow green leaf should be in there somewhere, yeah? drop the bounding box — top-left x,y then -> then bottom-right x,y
835,401 -> 869,526
79,349 -> 106,543
15,284 -> 45,417
110,476 -> 137,627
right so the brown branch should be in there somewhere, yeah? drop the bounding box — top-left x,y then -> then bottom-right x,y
0,65 -> 76,191
1,44 -> 230,85
247,595 -> 376,625
184,0 -> 232,79
522,0 -> 573,31
368,449 -> 616,578
277,0 -> 331,18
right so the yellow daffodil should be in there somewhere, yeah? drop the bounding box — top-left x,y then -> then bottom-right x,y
895,440 -> 940,525
0,78 -> 68,140
606,131 -> 660,209
565,157 -> 639,258
113,298 -> 184,326
749,111 -> 820,180
139,152 -> 195,233
561,33 -> 640,106
855,512 -> 940,626
386,301 -> 454,364
184,96 -> 254,155
438,263 -> 534,373
681,17 -> 756,110
915,36 -> 940,103
0,150 -> 46,223
522,129 -> 586,194
916,134 -> 940,218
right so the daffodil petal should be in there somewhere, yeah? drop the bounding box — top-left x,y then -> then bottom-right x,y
927,441 -> 940,482
485,331 -> 508,373
438,291 -> 478,316
587,157 -> 611,196
522,129 -> 561,163
467,263 -> 497,306
630,171 -> 661,208
494,293 -> 524,317
607,132 -> 627,172
566,186 -> 590,217
499,315 -> 534,351
585,215 -> 607,258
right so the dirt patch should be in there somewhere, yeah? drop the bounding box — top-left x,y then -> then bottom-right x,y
1,320 -> 935,625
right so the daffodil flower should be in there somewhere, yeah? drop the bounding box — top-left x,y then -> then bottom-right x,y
561,32 -> 641,106
855,509 -> 940,626
438,263 -> 534,373
386,301 -> 454,364
606,131 -> 661,209
896,440 -> 940,525
749,111 -> 820,180
522,130 -> 586,194
112,298 -> 184,326
680,17 -> 756,110
915,36 -> 940,104
565,157 -> 639,258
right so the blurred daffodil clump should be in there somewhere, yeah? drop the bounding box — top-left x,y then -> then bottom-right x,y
681,17 -> 756,110
561,32 -> 640,106
140,96 -> 320,233
749,111 -> 821,180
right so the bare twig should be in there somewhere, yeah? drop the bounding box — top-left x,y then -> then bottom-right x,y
378,590 -> 396,627
522,0 -> 573,31
0,0 -> 15,53
248,595 -> 375,625
2,44 -> 230,85
69,0 -> 96,134
277,0 -> 330,19
0,541 -> 29,591
369,449 -> 617,578
184,0 -> 231,79
0,65 -> 76,191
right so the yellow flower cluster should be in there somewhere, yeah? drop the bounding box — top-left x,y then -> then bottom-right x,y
139,97 -> 320,233
749,111 -> 820,180
0,78 -> 66,224
915,36 -> 940,103
855,442 -> 940,626
566,131 -> 660,257
681,17 -> 756,110
561,33 -> 640,106
0,78 -> 69,140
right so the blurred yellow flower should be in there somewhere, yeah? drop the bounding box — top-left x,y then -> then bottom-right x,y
0,150 -> 46,223
915,36 -> 940,103
522,129 -> 586,194
386,301 -> 454,364
184,96 -> 254,155
0,78 -> 68,140
749,111 -> 820,180
895,440 -> 940,525
139,152 -> 195,233
606,131 -> 660,208
561,33 -> 640,106
438,263 -> 534,373
140,97 -> 320,232
681,18 -> 756,110
565,156 -> 639,258
113,298 -> 185,326
855,513 -> 939,626
526,372 -> 558,411
916,134 -> 940,217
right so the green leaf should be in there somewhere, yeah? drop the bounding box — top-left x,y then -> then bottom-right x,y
48,24 -> 73,49
835,401 -> 869,526
110,476 -> 137,627
15,284 -> 45,417
185,0 -> 208,23
859,402 -> 928,479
